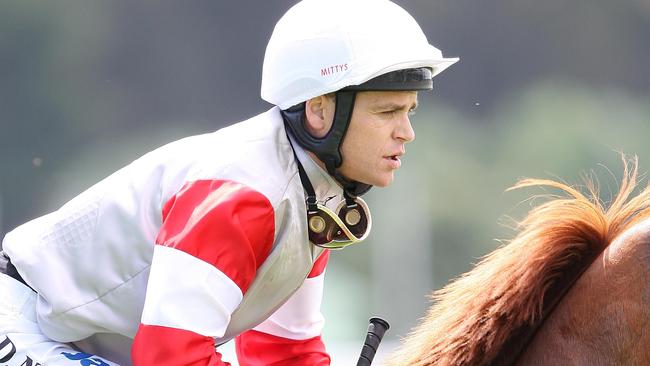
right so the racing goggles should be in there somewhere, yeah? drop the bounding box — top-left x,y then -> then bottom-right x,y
307,197 -> 372,249
286,131 -> 372,249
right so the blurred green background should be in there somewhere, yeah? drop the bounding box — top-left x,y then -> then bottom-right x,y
1,0 -> 648,363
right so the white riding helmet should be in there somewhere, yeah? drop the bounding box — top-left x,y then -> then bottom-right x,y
264,0 -> 458,199
261,0 -> 458,109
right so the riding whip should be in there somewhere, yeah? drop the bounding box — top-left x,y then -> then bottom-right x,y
356,317 -> 390,366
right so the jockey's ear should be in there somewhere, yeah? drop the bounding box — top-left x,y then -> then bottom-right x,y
304,94 -> 335,138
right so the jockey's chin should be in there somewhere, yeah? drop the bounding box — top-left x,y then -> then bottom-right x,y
336,165 -> 397,188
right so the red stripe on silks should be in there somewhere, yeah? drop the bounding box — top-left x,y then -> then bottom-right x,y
308,250 -> 330,278
132,324 -> 230,366
156,180 -> 275,293
235,329 -> 330,366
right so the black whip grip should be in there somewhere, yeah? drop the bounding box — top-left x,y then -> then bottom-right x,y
357,317 -> 390,366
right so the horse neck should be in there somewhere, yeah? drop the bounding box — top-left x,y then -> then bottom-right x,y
386,157 -> 650,366
492,240 -> 603,366
518,218 -> 650,365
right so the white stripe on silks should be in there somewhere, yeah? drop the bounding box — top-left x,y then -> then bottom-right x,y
253,271 -> 325,340
141,245 -> 243,337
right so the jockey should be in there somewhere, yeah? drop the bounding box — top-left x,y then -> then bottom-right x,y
0,0 -> 457,365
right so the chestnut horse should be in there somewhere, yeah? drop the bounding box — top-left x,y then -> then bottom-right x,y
387,156 -> 650,365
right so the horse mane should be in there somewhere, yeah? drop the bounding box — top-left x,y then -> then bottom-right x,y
387,155 -> 650,366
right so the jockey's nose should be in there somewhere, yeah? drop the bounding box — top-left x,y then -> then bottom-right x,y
395,115 -> 415,143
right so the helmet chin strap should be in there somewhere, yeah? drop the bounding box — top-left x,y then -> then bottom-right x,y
282,91 -> 372,200
332,170 -> 372,202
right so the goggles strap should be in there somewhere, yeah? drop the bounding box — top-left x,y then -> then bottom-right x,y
344,191 -> 358,208
284,127 -> 318,213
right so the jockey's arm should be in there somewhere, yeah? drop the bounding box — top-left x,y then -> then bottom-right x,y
132,179 -> 275,365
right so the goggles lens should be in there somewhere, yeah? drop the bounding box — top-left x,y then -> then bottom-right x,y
308,197 -> 372,249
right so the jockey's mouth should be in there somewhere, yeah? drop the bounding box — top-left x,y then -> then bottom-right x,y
385,150 -> 405,161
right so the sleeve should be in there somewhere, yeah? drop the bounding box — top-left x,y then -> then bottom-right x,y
234,250 -> 331,366
131,179 -> 276,366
